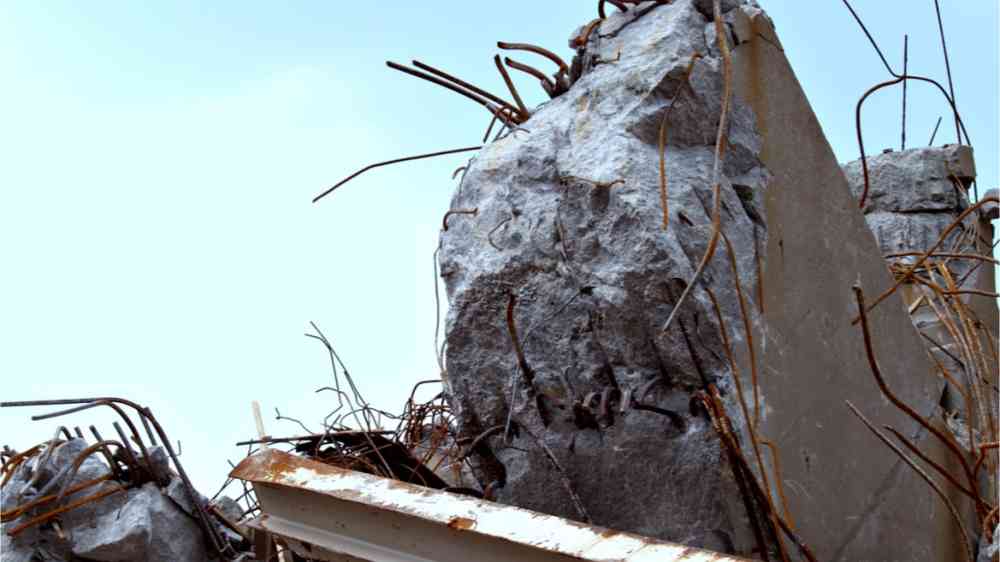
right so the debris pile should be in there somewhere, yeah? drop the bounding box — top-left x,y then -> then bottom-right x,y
2,1 -> 997,562
1,399 -> 248,562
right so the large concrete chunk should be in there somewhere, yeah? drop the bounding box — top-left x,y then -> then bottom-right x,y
441,0 -> 770,553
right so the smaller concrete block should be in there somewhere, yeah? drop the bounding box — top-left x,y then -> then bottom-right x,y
71,482 -> 213,562
843,145 -> 975,213
863,211 -> 970,255
981,189 -> 999,220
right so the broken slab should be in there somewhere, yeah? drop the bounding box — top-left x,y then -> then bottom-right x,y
731,9 -> 976,561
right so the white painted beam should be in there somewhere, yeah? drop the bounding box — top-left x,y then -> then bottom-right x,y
231,449 -> 747,562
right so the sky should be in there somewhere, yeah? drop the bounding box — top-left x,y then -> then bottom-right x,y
1,1 -> 996,495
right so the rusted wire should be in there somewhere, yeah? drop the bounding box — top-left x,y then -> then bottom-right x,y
661,3 -> 731,336
901,35 -> 908,151
598,0 -> 628,19
519,423 -> 591,523
504,57 -> 557,98
720,230 -> 762,428
855,76 -> 903,209
2,397 -> 236,559
313,146 -> 482,203
386,62 -> 519,125
929,116 -> 943,146
493,55 -> 529,120
572,19 -> 603,49
411,59 -> 520,116
851,285 -> 988,519
698,389 -> 781,562
884,426 -> 977,500
886,251 -> 999,265
1,474 -> 114,523
758,439 -> 794,529
6,484 -> 126,538
496,42 -> 569,75
505,292 -> 536,386
846,401 -> 974,562
855,196 -> 998,320
442,208 -> 478,231
658,53 -> 702,231
705,287 -> 788,543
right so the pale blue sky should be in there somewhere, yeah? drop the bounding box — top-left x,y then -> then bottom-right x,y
1,1 -> 996,493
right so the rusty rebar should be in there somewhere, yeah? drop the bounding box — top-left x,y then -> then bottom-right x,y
884,426 -> 977,500
661,3 -> 731,336
410,59 -> 520,115
598,0 -> 628,19
658,53 -> 702,231
852,285 -> 988,519
7,484 -> 126,538
901,34 -> 908,151
496,42 -> 569,75
504,57 -> 557,97
485,57 -> 527,121
855,75 -> 904,209
855,196 -> 998,319
1,474 -> 114,523
846,401 -> 974,562
386,61 -> 517,127
933,0 -> 960,143
442,208 -> 478,231
312,146 -> 482,203
929,116 -> 943,146
705,283 -> 788,560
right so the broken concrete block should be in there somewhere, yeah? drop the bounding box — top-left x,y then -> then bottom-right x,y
982,188 -> 999,220
441,0 -> 769,552
69,482 -> 213,562
843,145 -> 975,214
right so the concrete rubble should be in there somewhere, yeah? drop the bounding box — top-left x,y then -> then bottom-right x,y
1,438 -> 245,562
440,0 -> 769,552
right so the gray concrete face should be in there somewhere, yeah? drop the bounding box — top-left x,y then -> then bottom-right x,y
440,0 -> 768,553
731,10 -> 972,562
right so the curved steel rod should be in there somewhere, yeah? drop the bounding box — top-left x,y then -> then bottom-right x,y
312,146 -> 482,203
504,57 -> 557,98
497,42 -> 569,74
411,59 -> 519,114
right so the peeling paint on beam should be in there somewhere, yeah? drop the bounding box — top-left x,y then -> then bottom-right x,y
231,449 -> 747,562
